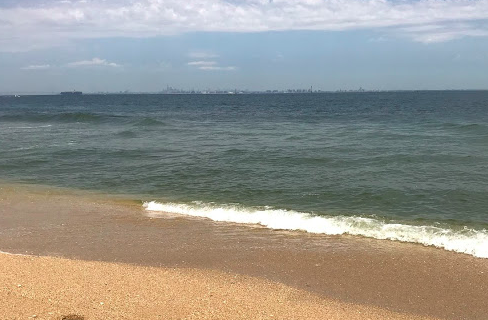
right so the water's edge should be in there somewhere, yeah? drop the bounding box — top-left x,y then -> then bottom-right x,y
144,200 -> 488,258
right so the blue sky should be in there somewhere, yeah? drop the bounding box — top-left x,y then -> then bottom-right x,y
1,0 -> 488,93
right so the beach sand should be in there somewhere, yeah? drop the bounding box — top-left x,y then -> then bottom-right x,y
1,184 -> 487,319
1,253 -> 436,320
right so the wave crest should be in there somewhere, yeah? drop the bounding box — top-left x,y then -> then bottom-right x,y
144,201 -> 488,258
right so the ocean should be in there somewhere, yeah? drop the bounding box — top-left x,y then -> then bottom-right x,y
1,91 -> 488,258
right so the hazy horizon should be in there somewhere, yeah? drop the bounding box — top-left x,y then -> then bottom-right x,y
4,88 -> 488,96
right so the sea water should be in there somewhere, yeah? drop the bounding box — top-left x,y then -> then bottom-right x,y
1,92 -> 487,257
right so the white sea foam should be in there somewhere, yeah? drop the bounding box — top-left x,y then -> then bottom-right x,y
0,250 -> 30,257
144,201 -> 488,258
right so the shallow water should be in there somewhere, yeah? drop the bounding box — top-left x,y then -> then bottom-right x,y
1,91 -> 488,256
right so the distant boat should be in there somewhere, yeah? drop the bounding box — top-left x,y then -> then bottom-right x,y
60,91 -> 82,95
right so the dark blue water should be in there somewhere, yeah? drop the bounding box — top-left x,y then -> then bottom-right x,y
1,92 -> 488,257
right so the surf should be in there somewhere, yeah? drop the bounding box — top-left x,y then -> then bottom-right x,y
144,201 -> 488,258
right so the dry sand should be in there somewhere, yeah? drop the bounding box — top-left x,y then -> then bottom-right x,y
0,253 -> 437,320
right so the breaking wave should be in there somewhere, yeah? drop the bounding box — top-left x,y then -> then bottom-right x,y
144,201 -> 488,258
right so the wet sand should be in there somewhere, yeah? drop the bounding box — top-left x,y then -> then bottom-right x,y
1,184 -> 487,319
1,253 -> 437,320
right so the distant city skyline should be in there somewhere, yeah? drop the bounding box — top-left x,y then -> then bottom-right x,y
4,88 -> 488,97
2,0 -> 488,92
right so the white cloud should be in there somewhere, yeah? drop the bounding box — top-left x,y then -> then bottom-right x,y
198,66 -> 236,71
405,23 -> 488,43
2,0 -> 488,51
21,64 -> 51,70
65,57 -> 120,67
187,61 -> 217,66
187,60 -> 235,71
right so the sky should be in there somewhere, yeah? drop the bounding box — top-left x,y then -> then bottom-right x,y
1,0 -> 488,93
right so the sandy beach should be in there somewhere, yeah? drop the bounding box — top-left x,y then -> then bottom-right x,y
1,253 -> 438,320
1,184 -> 487,319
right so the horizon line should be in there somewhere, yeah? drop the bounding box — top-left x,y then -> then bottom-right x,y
3,89 -> 488,96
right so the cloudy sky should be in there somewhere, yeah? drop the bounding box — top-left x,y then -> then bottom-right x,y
1,0 -> 488,93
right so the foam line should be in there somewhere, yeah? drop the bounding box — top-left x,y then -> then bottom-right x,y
144,201 -> 488,258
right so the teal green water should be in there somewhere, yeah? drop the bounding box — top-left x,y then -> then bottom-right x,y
1,92 -> 488,256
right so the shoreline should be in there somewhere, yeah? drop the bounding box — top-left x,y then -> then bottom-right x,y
1,183 -> 488,319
